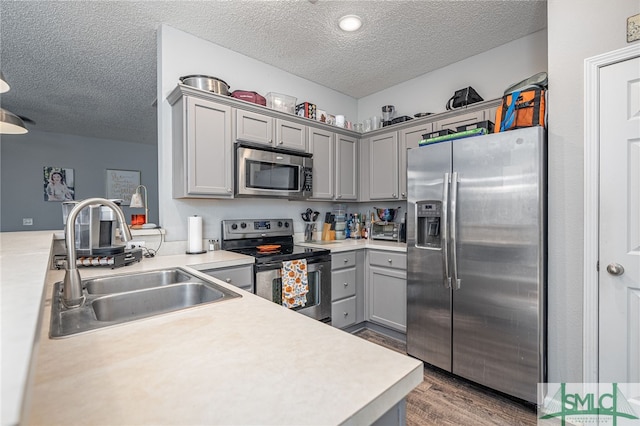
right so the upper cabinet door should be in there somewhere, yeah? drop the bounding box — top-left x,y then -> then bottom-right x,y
336,134 -> 358,200
434,110 -> 484,132
275,119 -> 307,151
236,110 -> 273,146
308,127 -> 334,200
183,97 -> 233,197
369,131 -> 399,200
399,123 -> 432,199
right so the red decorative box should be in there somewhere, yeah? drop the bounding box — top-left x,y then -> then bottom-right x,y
231,90 -> 266,106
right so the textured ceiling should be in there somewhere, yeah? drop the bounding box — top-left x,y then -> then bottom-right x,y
0,1 -> 547,145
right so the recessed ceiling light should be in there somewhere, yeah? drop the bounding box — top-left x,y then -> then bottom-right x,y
339,15 -> 362,32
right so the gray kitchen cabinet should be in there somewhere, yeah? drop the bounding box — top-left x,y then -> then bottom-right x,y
331,251 -> 357,329
335,134 -> 358,200
308,127 -> 334,200
331,250 -> 365,329
235,109 -> 307,151
171,95 -> 233,198
358,137 -> 370,201
331,297 -> 356,329
398,122 -> 432,200
276,118 -> 307,151
485,106 -> 498,128
202,264 -> 254,293
368,131 -> 399,200
235,109 -> 273,145
434,109 -> 485,133
366,250 -> 407,333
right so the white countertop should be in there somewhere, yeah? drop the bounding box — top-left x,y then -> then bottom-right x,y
2,231 -> 421,425
298,239 -> 407,253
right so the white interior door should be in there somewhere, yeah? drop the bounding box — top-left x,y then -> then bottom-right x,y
598,56 -> 640,383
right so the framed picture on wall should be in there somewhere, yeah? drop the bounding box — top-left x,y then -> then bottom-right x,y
44,166 -> 75,202
105,169 -> 140,205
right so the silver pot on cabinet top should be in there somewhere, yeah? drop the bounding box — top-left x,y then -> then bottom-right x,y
180,75 -> 230,96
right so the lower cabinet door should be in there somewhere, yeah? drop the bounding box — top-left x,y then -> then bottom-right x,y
331,267 -> 356,301
332,296 -> 356,329
368,266 -> 407,333
202,265 -> 254,293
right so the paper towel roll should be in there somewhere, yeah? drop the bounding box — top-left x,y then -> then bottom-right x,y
187,215 -> 204,254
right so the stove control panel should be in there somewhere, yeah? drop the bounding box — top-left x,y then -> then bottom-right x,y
222,218 -> 294,240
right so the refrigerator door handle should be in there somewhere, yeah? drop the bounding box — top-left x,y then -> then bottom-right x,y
451,172 -> 461,289
442,172 -> 451,288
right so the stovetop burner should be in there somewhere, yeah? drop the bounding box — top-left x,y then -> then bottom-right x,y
230,245 -> 329,263
221,218 -> 329,264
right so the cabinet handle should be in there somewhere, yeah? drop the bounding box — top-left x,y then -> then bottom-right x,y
337,195 -> 342,199
226,188 -> 232,193
269,139 -> 273,144
343,258 -> 349,263
343,312 -> 349,317
226,278 -> 232,283
343,282 -> 348,287
392,193 -> 397,198
388,259 -> 392,263
401,192 -> 406,198
278,140 -> 283,145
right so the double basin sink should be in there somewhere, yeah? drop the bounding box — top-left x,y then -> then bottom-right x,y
50,268 -> 241,338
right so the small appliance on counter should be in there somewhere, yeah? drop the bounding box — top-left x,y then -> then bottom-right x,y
55,201 -> 143,269
370,221 -> 400,241
370,207 -> 403,242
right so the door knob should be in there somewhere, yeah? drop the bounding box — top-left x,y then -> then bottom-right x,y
606,263 -> 625,276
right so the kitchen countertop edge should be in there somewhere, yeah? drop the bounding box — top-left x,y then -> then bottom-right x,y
297,239 -> 407,253
3,231 -> 421,425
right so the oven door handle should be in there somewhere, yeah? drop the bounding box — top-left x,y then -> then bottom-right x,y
255,261 -> 285,272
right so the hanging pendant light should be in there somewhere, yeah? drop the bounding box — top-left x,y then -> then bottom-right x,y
0,108 -> 28,134
0,71 -> 29,134
0,72 -> 10,93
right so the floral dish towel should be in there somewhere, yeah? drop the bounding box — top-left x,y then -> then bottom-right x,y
281,259 -> 309,309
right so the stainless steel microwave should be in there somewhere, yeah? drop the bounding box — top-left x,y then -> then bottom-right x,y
235,142 -> 313,199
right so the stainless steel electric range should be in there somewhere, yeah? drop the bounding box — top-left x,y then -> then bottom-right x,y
221,218 -> 331,323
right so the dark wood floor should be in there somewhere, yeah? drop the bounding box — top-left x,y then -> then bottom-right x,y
354,329 -> 537,426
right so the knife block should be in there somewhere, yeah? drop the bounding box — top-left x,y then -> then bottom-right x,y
322,223 -> 334,240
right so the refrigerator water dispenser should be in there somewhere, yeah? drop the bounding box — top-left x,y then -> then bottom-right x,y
416,201 -> 442,248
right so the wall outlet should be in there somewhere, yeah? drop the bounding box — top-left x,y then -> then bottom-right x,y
23,218 -> 33,226
126,241 -> 146,249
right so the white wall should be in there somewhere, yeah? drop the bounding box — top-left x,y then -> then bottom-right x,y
546,0 -> 640,383
358,30 -> 548,123
157,25 -> 359,242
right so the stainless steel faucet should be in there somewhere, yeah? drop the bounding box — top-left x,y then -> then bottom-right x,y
63,198 -> 133,307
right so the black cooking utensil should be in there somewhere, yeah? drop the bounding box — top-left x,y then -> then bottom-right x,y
302,208 -> 314,222
312,211 -> 320,221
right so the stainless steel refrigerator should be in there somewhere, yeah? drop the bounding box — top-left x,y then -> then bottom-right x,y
406,126 -> 546,403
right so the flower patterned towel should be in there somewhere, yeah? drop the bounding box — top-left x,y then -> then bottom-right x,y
281,259 -> 309,309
